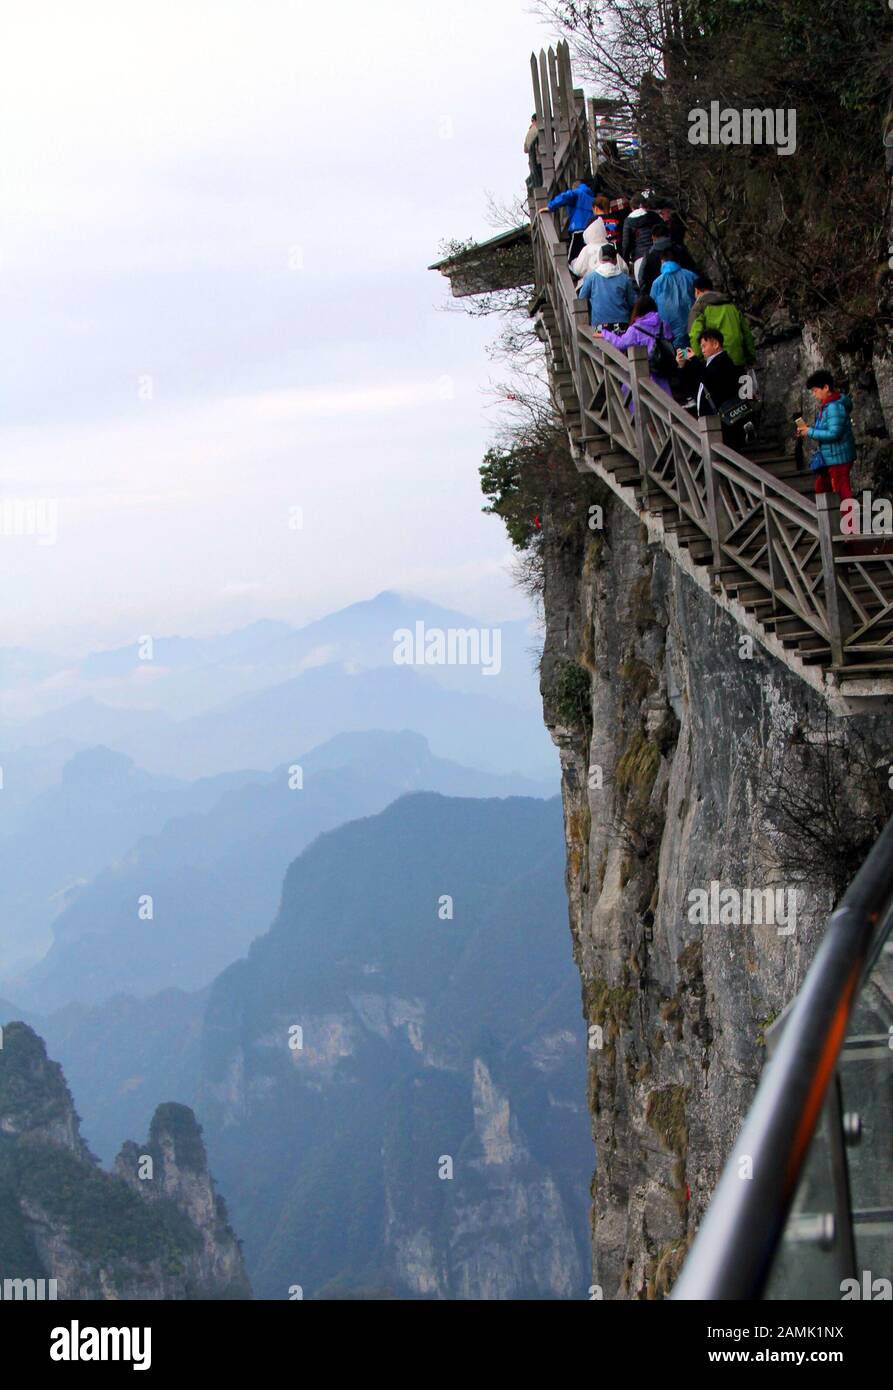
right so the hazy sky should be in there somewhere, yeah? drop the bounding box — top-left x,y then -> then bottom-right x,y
0,0 -> 558,654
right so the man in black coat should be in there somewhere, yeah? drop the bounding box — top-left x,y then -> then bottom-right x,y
621,195 -> 663,283
656,202 -> 687,244
677,328 -> 750,448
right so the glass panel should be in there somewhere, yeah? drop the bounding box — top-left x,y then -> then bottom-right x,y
838,939 -> 893,1282
763,1104 -> 842,1300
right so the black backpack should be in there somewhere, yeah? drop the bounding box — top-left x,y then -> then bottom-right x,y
638,325 -> 677,378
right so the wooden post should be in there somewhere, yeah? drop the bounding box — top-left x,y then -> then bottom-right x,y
555,41 -> 571,127
594,344 -> 618,446
761,481 -> 782,610
628,346 -> 653,509
587,97 -> 601,174
571,298 -> 591,415
530,54 -> 543,133
549,47 -> 565,137
816,491 -> 852,667
538,50 -> 555,187
532,51 -> 555,193
698,414 -> 725,579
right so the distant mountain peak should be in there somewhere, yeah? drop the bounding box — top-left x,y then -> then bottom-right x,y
61,745 -> 137,788
0,1024 -> 251,1299
0,1021 -> 89,1158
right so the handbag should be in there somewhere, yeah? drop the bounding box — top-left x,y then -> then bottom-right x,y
702,383 -> 757,434
809,448 -> 828,473
717,397 -> 756,431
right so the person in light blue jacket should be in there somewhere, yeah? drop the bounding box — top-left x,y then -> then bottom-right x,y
651,252 -> 699,347
577,244 -> 637,328
795,369 -> 856,502
539,179 -> 595,264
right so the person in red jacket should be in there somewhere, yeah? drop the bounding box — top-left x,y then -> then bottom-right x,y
594,194 -> 621,246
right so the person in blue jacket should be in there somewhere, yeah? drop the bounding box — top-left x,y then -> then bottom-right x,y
577,243 -> 637,329
651,251 -> 699,347
796,370 -> 856,502
539,178 -> 595,265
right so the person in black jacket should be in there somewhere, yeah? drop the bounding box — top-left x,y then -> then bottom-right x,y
656,202 -> 687,244
621,195 -> 663,284
638,228 -> 699,295
677,328 -> 749,447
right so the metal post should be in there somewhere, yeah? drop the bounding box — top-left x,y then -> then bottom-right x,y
826,1075 -> 858,1288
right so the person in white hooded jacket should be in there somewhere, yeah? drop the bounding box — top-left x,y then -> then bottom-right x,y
570,207 -> 630,277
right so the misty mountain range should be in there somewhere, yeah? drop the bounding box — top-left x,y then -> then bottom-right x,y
11,730 -> 553,1009
0,590 -> 545,726
2,793 -> 590,1299
0,590 -> 591,1299
0,592 -> 555,982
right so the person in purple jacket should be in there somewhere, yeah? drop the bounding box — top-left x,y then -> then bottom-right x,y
596,294 -> 676,411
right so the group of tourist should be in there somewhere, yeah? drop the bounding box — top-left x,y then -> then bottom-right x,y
536,172 -> 856,499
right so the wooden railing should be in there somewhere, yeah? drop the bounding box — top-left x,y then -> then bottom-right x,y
528,45 -> 893,685
529,41 -> 591,197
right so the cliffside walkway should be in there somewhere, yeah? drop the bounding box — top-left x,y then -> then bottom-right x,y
531,44 -> 893,706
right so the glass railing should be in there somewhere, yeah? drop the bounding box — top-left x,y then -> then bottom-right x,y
673,817 -> 893,1300
764,914 -> 893,1299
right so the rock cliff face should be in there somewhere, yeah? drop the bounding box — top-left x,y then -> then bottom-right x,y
0,1022 -> 250,1299
537,464 -> 892,1298
197,793 -> 592,1300
382,1056 -> 583,1301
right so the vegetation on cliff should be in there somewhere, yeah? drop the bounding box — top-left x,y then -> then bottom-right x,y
0,1023 -> 248,1298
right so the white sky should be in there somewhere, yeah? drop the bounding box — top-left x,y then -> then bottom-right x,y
0,0 -> 558,655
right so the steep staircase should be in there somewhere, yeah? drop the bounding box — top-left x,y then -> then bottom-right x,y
530,43 -> 893,707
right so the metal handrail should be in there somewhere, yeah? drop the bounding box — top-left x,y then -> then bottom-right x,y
672,812 -> 893,1300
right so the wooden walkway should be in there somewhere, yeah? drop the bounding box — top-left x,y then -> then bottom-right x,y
530,44 -> 893,704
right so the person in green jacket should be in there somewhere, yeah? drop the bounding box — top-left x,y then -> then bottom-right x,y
687,276 -> 756,368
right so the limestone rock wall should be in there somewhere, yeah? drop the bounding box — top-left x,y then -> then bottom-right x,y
538,484 -> 891,1298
